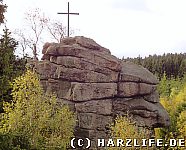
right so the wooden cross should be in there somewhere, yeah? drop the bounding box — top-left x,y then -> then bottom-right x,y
57,2 -> 79,37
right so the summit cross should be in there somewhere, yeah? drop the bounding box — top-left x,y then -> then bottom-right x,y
57,2 -> 79,37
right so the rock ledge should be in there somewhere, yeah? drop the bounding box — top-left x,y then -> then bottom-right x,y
32,36 -> 170,149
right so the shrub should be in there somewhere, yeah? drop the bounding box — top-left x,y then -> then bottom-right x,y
108,115 -> 153,150
155,82 -> 186,150
0,132 -> 30,150
0,70 -> 76,149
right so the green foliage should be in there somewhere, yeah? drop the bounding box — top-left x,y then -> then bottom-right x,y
0,28 -> 26,112
155,78 -> 186,149
157,73 -> 184,98
0,132 -> 30,150
0,70 -> 76,149
108,115 -> 153,150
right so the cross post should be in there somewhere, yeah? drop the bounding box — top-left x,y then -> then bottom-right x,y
57,2 -> 79,37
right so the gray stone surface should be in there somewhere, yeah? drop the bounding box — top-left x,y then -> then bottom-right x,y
31,36 -> 170,149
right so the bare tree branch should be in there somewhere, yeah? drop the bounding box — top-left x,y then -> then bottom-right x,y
14,8 -> 75,60
24,8 -> 48,59
45,19 -> 67,43
13,29 -> 31,57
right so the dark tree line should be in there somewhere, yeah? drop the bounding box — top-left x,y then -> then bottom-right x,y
122,53 -> 186,80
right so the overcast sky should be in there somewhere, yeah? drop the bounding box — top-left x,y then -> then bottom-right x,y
3,0 -> 186,58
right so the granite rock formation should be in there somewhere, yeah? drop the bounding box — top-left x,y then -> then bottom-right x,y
32,36 -> 170,149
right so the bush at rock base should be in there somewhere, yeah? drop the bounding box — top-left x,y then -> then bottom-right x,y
155,80 -> 186,150
0,70 -> 76,150
108,115 -> 154,150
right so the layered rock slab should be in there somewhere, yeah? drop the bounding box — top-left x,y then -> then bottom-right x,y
32,36 -> 170,149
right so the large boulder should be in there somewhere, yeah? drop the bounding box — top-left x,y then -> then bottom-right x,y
32,36 -> 170,149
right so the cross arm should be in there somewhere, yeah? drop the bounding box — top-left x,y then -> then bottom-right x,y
57,12 -> 79,15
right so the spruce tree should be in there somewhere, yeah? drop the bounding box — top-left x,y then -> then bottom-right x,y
0,28 -> 26,112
